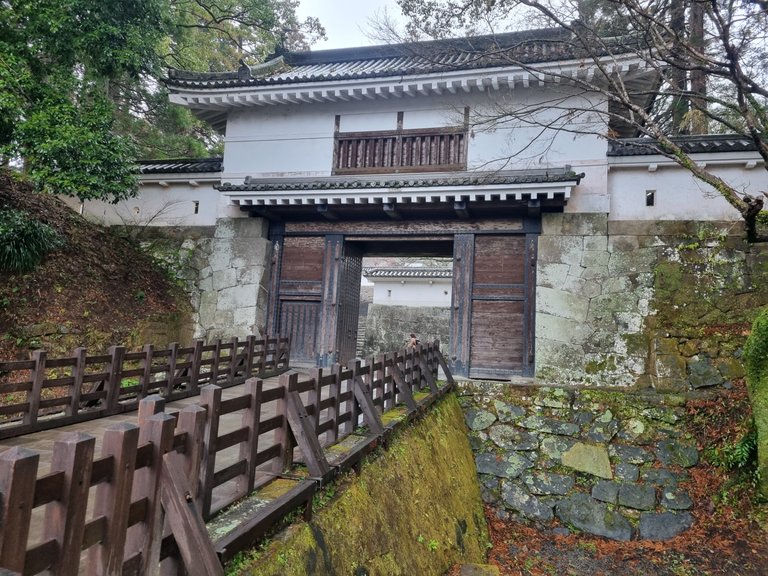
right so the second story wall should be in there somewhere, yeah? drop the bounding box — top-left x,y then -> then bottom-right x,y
221,87 -> 609,192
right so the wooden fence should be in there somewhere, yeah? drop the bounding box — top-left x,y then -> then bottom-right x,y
0,341 -> 454,575
0,336 -> 291,439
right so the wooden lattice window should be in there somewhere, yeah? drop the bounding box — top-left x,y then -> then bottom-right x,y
332,109 -> 469,175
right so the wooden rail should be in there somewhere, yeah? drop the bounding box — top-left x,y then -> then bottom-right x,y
0,335 -> 290,439
333,126 -> 467,175
0,341 -> 454,575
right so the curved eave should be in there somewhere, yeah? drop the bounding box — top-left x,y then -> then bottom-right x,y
220,180 -> 578,208
139,171 -> 221,186
169,54 -> 653,132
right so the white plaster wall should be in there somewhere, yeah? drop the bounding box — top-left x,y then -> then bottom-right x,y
608,159 -> 767,221
220,89 -> 608,193
68,178 -> 220,227
371,278 -> 452,307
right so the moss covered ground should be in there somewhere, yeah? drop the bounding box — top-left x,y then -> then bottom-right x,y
228,393 -> 489,576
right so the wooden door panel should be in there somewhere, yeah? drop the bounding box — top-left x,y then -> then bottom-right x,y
469,301 -> 525,373
469,234 -> 532,378
279,301 -> 320,364
278,236 -> 325,364
280,237 -> 324,282
473,235 -> 526,285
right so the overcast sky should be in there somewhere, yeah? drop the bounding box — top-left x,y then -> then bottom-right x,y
296,0 -> 405,50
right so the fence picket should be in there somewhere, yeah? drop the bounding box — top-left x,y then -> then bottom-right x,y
240,378 -> 262,494
25,350 -> 46,426
199,385 -> 222,519
86,423 -> 139,576
67,347 -> 86,417
126,413 -> 176,576
0,447 -> 40,572
0,340 -> 453,575
44,432 -> 96,575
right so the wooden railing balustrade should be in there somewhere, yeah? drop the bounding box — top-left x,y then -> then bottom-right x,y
333,127 -> 468,175
0,341 -> 455,575
0,335 -> 291,439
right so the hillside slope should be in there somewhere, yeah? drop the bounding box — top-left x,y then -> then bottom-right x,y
0,170 -> 192,361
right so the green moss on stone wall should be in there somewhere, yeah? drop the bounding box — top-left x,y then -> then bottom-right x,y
232,393 -> 488,576
648,228 -> 768,391
744,309 -> 768,500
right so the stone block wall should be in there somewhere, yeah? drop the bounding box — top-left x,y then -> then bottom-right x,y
360,303 -> 450,357
536,214 -> 768,390
461,383 -> 698,541
141,218 -> 272,341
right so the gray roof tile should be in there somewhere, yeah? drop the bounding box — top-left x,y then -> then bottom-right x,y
608,135 -> 758,156
139,157 -> 222,174
166,28 -> 616,89
217,169 -> 584,192
363,267 -> 452,278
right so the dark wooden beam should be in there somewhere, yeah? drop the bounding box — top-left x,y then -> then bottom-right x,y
383,203 -> 402,220
527,199 -> 541,218
316,204 -> 338,221
454,201 -> 470,219
247,207 -> 283,222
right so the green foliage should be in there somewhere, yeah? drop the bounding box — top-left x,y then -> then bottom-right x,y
0,0 -> 325,195
0,0 -> 170,201
707,425 -> 758,471
744,308 -> 768,386
744,307 -> 768,500
14,86 -> 140,201
0,209 -> 64,273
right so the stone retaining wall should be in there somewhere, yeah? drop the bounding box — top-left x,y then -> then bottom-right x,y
537,214 -> 768,390
360,303 -> 450,357
461,382 -> 699,541
140,218 -> 271,340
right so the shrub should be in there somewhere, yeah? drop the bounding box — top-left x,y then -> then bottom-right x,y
0,209 -> 64,273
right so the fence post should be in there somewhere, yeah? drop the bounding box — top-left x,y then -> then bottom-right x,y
106,346 -> 126,414
350,360 -> 361,431
188,340 -> 203,394
67,347 -> 87,417
140,344 -> 155,399
330,363 -> 341,442
308,368 -> 322,432
240,378 -> 262,494
254,337 -> 265,374
0,447 -> 40,573
44,431 -> 96,575
138,395 -> 166,425
176,405 -> 207,507
244,335 -> 256,379
86,423 -> 139,576
199,385 -> 222,520
165,343 -> 179,397
127,413 -> 176,576
227,337 -> 239,385
209,339 -> 222,386
25,349 -> 46,426
275,373 -> 295,474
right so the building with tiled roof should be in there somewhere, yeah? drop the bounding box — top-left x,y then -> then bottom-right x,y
70,28 -> 768,387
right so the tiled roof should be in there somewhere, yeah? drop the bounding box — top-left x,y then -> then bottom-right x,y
363,267 -> 452,278
138,157 -> 222,174
608,135 -> 758,156
166,28 -> 608,89
217,169 -> 584,193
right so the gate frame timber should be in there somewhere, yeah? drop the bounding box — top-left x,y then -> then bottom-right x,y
265,217 -> 541,377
